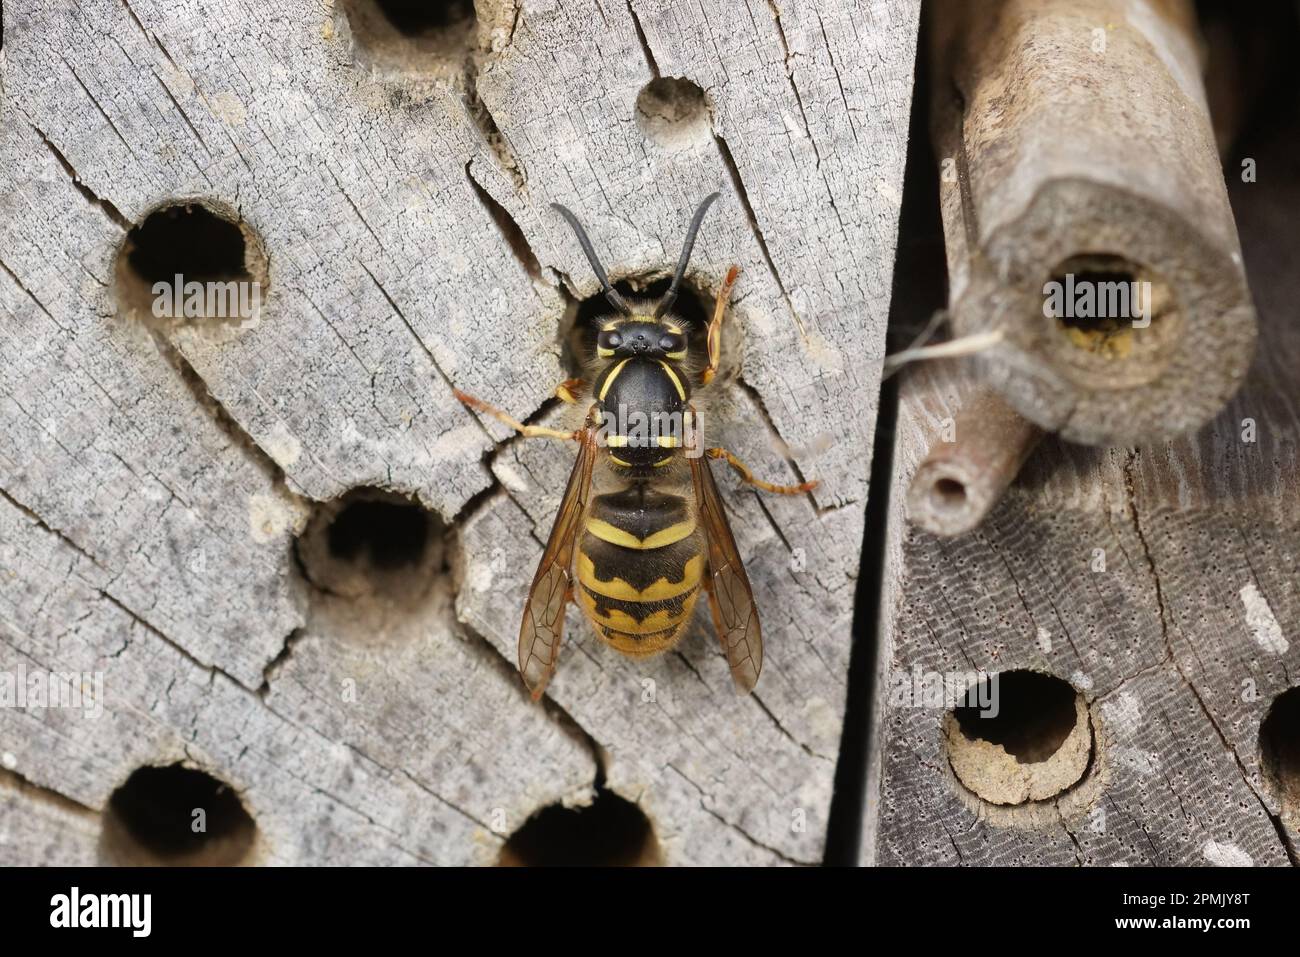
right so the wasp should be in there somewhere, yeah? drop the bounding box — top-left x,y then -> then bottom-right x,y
456,194 -> 815,699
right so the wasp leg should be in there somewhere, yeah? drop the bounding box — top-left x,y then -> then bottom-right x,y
702,265 -> 741,386
454,389 -> 580,441
705,447 -> 818,495
555,378 -> 585,404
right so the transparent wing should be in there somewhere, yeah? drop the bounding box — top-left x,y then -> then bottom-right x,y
690,452 -> 762,693
518,425 -> 597,699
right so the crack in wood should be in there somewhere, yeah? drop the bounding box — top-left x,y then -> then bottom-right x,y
0,487 -> 106,574
625,1 -> 659,77
732,378 -> 826,507
712,133 -> 808,342
29,124 -> 131,229
0,765 -> 101,818
147,329 -> 305,499
667,761 -> 809,864
258,627 -> 305,697
1123,453 -> 1298,865
465,159 -> 544,278
464,65 -> 527,191
456,617 -> 608,785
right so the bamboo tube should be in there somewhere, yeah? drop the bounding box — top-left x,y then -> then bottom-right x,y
907,389 -> 1045,536
929,0 -> 1256,445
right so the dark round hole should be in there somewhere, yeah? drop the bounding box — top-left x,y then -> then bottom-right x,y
499,789 -> 661,866
1045,253 -> 1175,362
954,670 -> 1079,764
114,200 -> 266,326
339,0 -> 477,77
1260,686 -> 1300,822
125,204 -> 248,286
374,0 -> 474,36
328,497 -> 430,570
945,670 -> 1093,806
296,487 -> 444,602
635,77 -> 711,145
1053,270 -> 1139,328
931,477 -> 968,511
101,764 -> 256,866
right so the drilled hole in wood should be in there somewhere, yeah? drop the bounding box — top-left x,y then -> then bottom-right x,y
1045,254 -> 1177,366
296,487 -> 445,602
338,0 -> 476,78
955,671 -> 1075,760
929,477 -> 968,513
945,670 -> 1093,806
561,274 -> 736,386
635,76 -> 711,146
114,200 -> 266,327
498,789 -> 662,866
100,764 -> 256,866
1260,686 -> 1300,825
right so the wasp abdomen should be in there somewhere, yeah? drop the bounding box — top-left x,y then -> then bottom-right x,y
576,486 -> 703,658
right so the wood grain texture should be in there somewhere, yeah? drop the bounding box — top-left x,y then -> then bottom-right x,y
863,97 -> 1300,867
0,0 -> 919,864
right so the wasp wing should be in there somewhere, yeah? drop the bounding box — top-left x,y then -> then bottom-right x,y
690,452 -> 762,693
518,425 -> 598,699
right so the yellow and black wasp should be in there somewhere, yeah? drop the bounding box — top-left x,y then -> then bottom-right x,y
456,194 -> 814,698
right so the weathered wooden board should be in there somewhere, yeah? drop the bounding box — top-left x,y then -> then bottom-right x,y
0,0 -> 919,864
863,88 -> 1300,866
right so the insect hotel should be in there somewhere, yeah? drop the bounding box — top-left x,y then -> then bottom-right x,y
0,0 -> 1295,871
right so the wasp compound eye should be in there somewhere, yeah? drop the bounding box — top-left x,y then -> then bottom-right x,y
659,334 -> 682,352
599,330 -> 623,350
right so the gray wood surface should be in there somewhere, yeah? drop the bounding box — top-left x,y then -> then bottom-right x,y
0,0 -> 919,864
864,102 -> 1299,866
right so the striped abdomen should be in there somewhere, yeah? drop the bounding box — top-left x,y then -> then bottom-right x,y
575,485 -> 703,658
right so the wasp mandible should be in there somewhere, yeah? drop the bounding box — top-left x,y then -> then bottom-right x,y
456,194 -> 815,699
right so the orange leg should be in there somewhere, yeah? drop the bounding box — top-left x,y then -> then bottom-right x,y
702,266 -> 741,386
706,447 -> 817,495
454,389 -> 580,441
554,378 -> 585,404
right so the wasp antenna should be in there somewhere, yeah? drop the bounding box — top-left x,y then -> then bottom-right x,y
654,192 -> 721,319
550,203 -> 633,314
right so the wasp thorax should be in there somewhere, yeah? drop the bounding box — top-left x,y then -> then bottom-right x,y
594,356 -> 692,468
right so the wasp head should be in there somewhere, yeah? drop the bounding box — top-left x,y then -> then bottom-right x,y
597,319 -> 687,360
